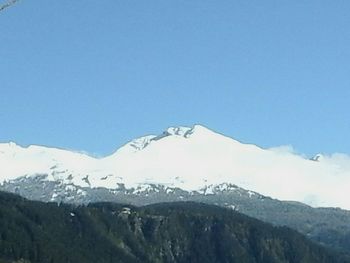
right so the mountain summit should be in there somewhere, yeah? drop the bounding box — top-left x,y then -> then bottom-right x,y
0,125 -> 349,209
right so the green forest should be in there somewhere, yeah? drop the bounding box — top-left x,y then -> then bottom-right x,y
0,191 -> 348,263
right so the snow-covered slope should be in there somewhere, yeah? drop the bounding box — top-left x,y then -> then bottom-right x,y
1,125 -> 349,209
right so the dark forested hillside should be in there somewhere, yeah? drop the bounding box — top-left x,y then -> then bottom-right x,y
4,179 -> 350,255
0,191 -> 348,263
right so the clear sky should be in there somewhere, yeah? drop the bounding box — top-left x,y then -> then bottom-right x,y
1,0 -> 349,156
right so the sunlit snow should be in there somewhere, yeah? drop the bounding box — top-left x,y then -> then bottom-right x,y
0,125 -> 349,209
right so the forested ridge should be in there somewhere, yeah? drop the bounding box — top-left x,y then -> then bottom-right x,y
0,191 -> 348,263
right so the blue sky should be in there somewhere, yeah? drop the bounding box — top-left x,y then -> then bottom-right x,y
1,0 -> 349,156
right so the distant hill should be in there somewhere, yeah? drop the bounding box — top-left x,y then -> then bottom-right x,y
0,191 -> 348,263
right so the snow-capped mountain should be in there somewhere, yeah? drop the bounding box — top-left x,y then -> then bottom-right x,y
1,125 -> 350,209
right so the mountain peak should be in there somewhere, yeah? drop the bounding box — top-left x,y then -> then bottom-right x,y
166,126 -> 193,137
3,125 -> 350,210
112,125 -> 216,155
164,124 -> 214,138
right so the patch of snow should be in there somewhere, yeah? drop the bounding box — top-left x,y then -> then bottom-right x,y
51,193 -> 58,201
77,189 -> 87,196
228,205 -> 236,210
165,188 -> 175,194
247,191 -> 255,198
